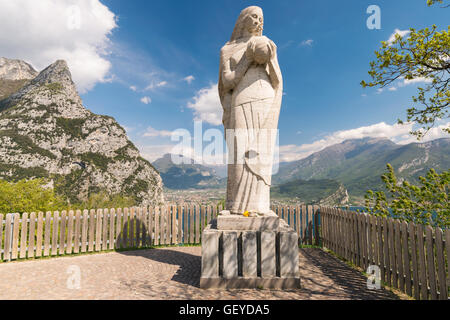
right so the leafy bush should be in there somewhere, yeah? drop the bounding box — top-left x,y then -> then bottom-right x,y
79,152 -> 109,171
0,178 -> 137,214
364,164 -> 449,229
0,163 -> 49,181
45,82 -> 63,94
55,117 -> 85,138
68,191 -> 135,211
0,130 -> 57,159
0,178 -> 65,214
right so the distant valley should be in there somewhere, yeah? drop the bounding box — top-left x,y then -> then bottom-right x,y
273,137 -> 450,203
153,154 -> 226,190
156,137 -> 450,206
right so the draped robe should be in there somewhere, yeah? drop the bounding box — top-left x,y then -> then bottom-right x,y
218,36 -> 283,215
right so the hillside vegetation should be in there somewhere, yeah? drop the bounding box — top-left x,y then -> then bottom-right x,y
271,179 -> 348,205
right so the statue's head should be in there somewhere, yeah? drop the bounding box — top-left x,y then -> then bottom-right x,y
230,6 -> 263,42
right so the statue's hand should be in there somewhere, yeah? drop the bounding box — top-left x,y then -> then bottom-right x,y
246,40 -> 255,62
268,40 -> 276,59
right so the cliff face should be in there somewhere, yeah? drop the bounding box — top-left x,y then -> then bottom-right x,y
0,58 -> 164,206
0,57 -> 38,81
318,184 -> 349,207
0,57 -> 38,100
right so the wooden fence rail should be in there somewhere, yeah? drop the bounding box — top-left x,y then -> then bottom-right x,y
0,204 -> 320,263
319,207 -> 449,300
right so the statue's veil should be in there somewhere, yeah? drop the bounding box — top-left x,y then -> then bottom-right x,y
229,6 -> 263,42
218,6 -> 283,132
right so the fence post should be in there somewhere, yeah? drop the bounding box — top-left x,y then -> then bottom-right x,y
314,208 -> 320,247
8,214 -> 14,262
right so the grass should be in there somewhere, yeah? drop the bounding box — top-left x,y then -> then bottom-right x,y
0,79 -> 29,101
272,179 -> 342,204
44,82 -> 63,94
299,244 -> 322,249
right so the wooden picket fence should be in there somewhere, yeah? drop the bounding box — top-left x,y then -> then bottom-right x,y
320,207 -> 449,300
271,204 -> 320,245
0,204 -> 320,263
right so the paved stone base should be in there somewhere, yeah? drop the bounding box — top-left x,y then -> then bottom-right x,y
201,217 -> 300,289
0,247 -> 401,299
200,277 -> 300,289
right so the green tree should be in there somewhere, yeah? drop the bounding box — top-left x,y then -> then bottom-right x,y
68,191 -> 136,211
364,164 -> 449,229
361,1 -> 449,139
0,178 -> 66,214
427,0 -> 449,7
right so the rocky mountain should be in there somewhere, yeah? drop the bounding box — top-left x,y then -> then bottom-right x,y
273,137 -> 450,200
0,57 -> 38,101
0,58 -> 164,206
0,57 -> 38,80
271,179 -> 349,206
153,154 -> 225,189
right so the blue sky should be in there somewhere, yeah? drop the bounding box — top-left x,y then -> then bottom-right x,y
2,0 -> 449,163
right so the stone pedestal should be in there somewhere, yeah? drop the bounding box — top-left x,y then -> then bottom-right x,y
216,212 -> 280,231
200,212 -> 300,289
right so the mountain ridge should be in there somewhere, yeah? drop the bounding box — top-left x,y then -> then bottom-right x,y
153,153 -> 225,189
274,137 -> 450,201
0,58 -> 164,205
0,57 -> 38,81
0,57 -> 39,101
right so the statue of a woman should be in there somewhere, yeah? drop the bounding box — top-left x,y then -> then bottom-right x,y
219,6 -> 283,216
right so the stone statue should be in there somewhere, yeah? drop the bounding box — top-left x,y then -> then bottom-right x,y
200,7 -> 298,289
218,6 -> 283,216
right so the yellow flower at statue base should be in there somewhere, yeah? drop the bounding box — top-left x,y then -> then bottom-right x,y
243,211 -> 250,217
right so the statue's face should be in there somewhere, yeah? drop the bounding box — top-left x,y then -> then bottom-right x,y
244,9 -> 263,35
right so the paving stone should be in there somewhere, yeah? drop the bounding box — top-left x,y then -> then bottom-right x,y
0,247 -> 400,300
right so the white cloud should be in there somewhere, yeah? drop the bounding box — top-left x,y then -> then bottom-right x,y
402,77 -> 433,86
142,126 -> 173,138
137,141 -> 226,166
136,121 -> 449,164
394,121 -> 450,145
300,39 -> 314,46
187,83 -> 223,126
122,125 -> 134,133
129,85 -> 137,92
387,76 -> 433,92
140,96 -> 152,104
279,121 -> 450,162
145,80 -> 168,91
137,144 -> 196,163
0,0 -> 117,93
183,75 -> 195,84
387,29 -> 410,45
279,122 -> 415,162
137,144 -> 179,162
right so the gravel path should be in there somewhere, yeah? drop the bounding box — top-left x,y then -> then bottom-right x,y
0,247 -> 399,300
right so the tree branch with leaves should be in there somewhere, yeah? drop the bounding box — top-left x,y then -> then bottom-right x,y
364,164 -> 449,229
361,1 -> 449,139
